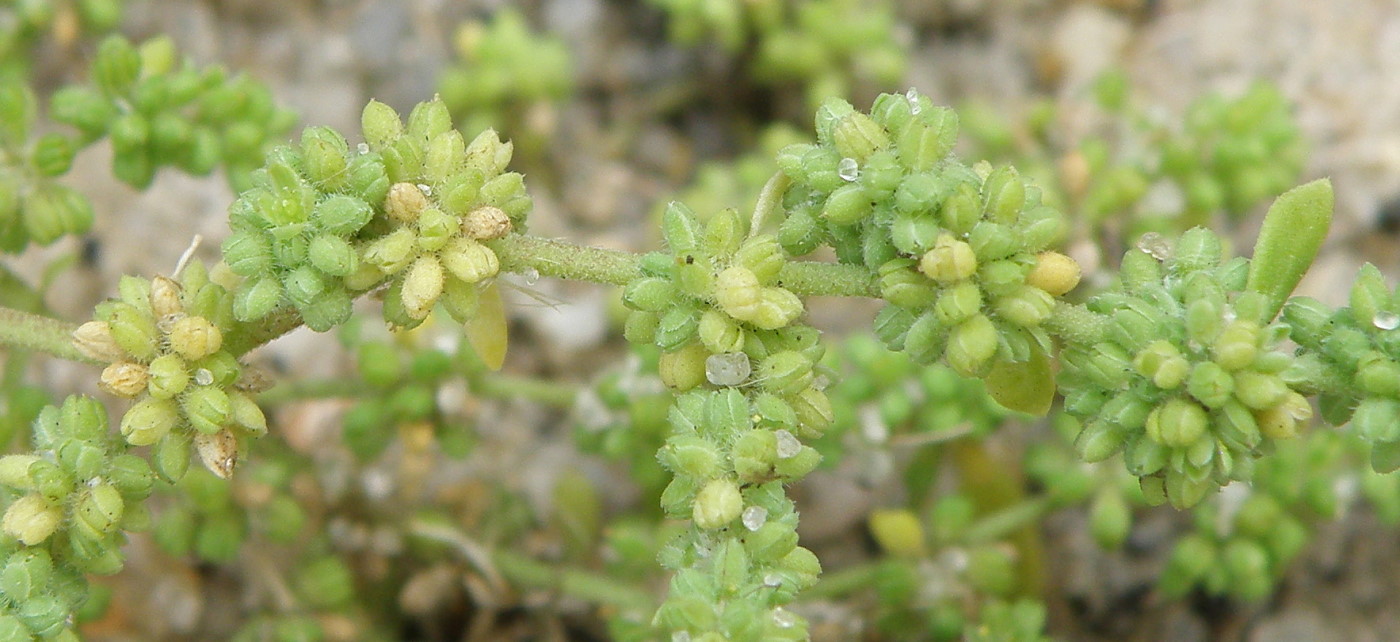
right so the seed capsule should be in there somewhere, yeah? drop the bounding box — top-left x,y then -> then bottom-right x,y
195,430 -> 239,479
100,361 -> 149,397
692,478 -> 743,529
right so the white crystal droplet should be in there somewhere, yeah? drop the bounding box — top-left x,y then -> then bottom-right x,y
705,352 -> 751,387
741,505 -> 768,531
772,607 -> 797,629
523,267 -> 540,285
194,369 -> 214,386
837,157 -> 860,182
357,142 -> 370,154
1374,311 -> 1400,330
672,632 -> 691,642
416,183 -> 432,196
906,87 -> 922,114
1136,232 -> 1172,261
763,573 -> 782,587
775,429 -> 801,459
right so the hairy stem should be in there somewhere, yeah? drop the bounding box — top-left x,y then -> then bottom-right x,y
0,307 -> 97,364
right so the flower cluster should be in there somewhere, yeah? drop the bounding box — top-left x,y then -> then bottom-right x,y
1059,228 -> 1312,508
436,9 -> 573,136
1284,263 -> 1400,472
649,0 -> 906,108
0,395 -> 156,639
72,261 -> 266,480
221,123 -> 390,331
0,78 -> 91,252
357,98 -> 530,329
1159,429 -> 1340,602
0,0 -> 122,77
776,92 -> 1075,378
342,340 -> 472,462
51,35 -> 296,190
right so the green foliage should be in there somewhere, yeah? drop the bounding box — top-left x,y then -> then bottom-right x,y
650,0 -> 906,108
436,9 -> 573,137
52,35 -> 296,190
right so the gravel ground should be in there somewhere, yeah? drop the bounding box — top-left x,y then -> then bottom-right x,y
18,0 -> 1400,639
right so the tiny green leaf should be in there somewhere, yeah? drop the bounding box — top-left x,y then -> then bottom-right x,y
1245,178 -> 1333,320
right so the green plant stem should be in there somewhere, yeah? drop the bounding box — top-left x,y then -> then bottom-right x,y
798,562 -> 884,601
471,374 -> 577,408
0,306 -> 97,364
4,235 -> 882,364
1043,301 -> 1109,347
492,548 -> 655,612
256,378 -> 373,405
961,498 -> 1051,545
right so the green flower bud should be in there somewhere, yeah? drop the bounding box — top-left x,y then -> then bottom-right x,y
732,429 -> 778,483
693,313 -> 743,359
715,266 -> 761,319
893,172 -> 946,216
898,108 -> 958,171
1146,398 -> 1208,448
1213,320 -> 1260,370
1223,539 -> 1272,601
662,201 -> 703,254
464,128 -> 513,177
994,285 -> 1054,327
400,256 -> 445,320
17,594 -> 67,638
622,310 -> 658,345
31,133 -> 75,177
655,306 -> 700,352
228,392 -> 267,437
1281,296 -> 1334,347
946,314 -> 998,377
692,478 -> 742,529
1173,227 -> 1224,274
660,434 -> 722,479
307,195 -> 371,238
182,385 -> 231,434
121,398 -> 180,446
361,100 -> 403,149
108,454 -> 155,500
934,282 -> 982,326
920,234 -> 977,283
756,351 -> 814,395
1353,398 -> 1400,444
832,112 -> 889,161
890,211 -> 941,255
968,221 -> 1018,262
879,260 -> 938,309
168,316 -> 223,361
364,228 -> 417,275
734,235 -> 786,284
57,439 -> 105,481
106,302 -> 158,360
2,495 -> 61,545
822,183 -> 872,225
1232,371 -> 1288,410
75,482 -> 125,538
0,455 -> 38,490
659,344 -> 709,392
752,288 -> 804,330
232,276 -> 281,322
424,130 -> 467,184
1089,489 -> 1131,550
788,387 -> 833,438
623,277 -> 676,313
440,237 -> 498,284
95,35 -> 141,97
981,166 -> 1025,224
405,98 -> 453,142
1,548 -> 53,602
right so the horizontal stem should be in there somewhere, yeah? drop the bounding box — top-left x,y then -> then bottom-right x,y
0,306 -> 97,364
490,234 -> 644,287
492,548 -> 655,613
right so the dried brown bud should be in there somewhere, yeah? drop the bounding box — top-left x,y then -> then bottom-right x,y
150,276 -> 184,319
195,430 -> 239,479
100,361 -> 150,397
73,321 -> 127,363
386,182 -> 430,224
462,205 -> 512,240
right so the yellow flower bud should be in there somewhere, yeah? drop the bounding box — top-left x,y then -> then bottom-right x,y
72,321 -> 126,363
1,494 -> 62,545
659,343 -> 709,392
715,266 -> 762,320
99,361 -> 149,397
401,256 -> 446,320
919,234 -> 977,283
168,316 -> 223,361
462,205 -> 512,240
692,478 -> 743,529
1026,251 -> 1081,296
194,430 -> 239,479
440,237 -> 499,284
150,275 -> 184,319
385,182 -> 430,224
869,509 -> 926,558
